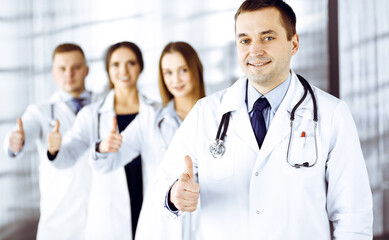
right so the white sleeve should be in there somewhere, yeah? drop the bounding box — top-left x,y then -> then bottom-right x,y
154,102 -> 200,218
326,101 -> 373,239
49,107 -> 92,169
90,113 -> 143,173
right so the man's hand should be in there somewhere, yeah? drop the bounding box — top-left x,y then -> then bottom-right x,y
9,118 -> 25,153
98,117 -> 122,153
47,119 -> 61,155
170,155 -> 200,212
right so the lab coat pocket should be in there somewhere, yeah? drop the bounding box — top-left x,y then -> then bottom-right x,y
281,130 -> 320,179
205,138 -> 235,180
287,131 -> 317,167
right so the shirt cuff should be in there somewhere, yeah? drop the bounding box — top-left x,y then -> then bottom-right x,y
47,151 -> 58,161
164,179 -> 182,218
92,141 -> 109,160
7,148 -> 19,157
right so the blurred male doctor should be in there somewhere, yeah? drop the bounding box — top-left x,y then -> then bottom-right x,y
4,43 -> 102,240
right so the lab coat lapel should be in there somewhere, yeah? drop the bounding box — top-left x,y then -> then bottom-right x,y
97,90 -> 117,139
257,72 -> 307,162
98,90 -> 115,115
57,101 -> 77,117
49,91 -> 76,118
218,77 -> 259,153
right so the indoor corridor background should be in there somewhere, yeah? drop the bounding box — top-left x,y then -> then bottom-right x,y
0,0 -> 388,239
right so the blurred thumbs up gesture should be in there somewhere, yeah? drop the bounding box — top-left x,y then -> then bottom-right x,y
47,119 -> 61,155
98,116 -> 123,153
9,118 -> 25,153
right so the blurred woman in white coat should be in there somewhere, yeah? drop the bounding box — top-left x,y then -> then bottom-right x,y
91,41 -> 205,240
47,41 -> 149,240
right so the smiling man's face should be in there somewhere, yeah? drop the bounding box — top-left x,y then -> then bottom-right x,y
236,7 -> 299,94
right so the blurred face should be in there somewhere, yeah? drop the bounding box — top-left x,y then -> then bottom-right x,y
52,51 -> 88,96
108,47 -> 141,90
161,52 -> 195,99
236,7 -> 298,93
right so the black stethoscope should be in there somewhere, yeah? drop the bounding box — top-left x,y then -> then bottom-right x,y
209,74 -> 318,168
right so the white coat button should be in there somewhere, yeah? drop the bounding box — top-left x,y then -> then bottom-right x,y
255,172 -> 259,176
256,210 -> 260,214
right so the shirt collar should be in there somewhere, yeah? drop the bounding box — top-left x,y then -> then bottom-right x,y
246,72 -> 291,114
58,89 -> 91,103
157,100 -> 182,125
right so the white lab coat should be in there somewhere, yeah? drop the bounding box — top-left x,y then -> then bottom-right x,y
50,90 -> 151,240
91,100 -> 203,240
3,91 -> 101,240
155,71 -> 373,240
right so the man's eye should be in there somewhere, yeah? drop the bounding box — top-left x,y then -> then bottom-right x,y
264,36 -> 274,41
240,39 -> 249,44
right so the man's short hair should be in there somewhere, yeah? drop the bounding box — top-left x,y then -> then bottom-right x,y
235,0 -> 296,40
52,43 -> 86,60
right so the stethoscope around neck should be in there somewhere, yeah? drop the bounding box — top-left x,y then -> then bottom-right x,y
209,74 -> 319,169
157,116 -> 181,152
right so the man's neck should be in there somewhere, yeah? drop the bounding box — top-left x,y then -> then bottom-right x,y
67,88 -> 86,98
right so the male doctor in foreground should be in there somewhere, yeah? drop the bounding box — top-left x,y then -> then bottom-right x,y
4,43 -> 101,240
155,0 -> 373,239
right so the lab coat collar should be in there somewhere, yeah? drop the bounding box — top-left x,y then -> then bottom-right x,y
257,71 -> 314,163
97,89 -> 154,116
98,90 -> 115,113
48,91 -> 64,104
49,90 -> 91,103
47,91 -> 77,118
217,71 -> 313,155
216,75 -> 247,120
156,100 -> 182,126
216,75 -> 258,152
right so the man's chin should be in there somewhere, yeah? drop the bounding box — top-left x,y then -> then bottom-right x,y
246,74 -> 268,84
64,87 -> 85,95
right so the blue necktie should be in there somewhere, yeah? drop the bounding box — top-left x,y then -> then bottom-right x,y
250,97 -> 269,148
70,98 -> 85,115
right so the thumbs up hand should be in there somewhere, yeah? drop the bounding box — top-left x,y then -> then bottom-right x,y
170,155 -> 200,212
98,117 -> 123,153
9,118 -> 25,153
47,119 -> 61,155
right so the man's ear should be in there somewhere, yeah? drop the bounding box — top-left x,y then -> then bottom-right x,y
291,33 -> 299,56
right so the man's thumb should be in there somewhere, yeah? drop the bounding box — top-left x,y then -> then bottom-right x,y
184,155 -> 194,179
53,119 -> 60,133
17,118 -> 24,133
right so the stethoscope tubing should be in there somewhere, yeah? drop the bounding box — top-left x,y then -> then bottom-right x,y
210,74 -> 319,168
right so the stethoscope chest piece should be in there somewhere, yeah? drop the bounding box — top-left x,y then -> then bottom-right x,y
209,112 -> 231,158
209,139 -> 225,158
